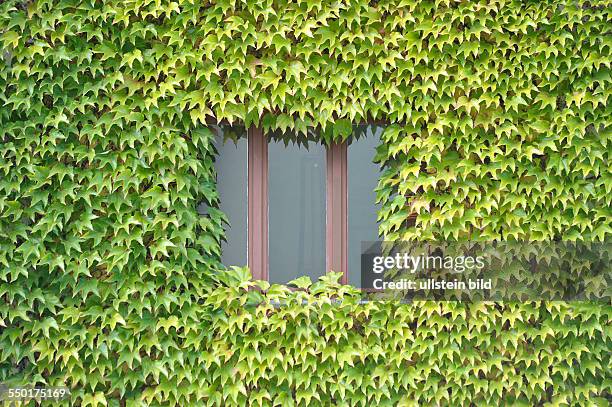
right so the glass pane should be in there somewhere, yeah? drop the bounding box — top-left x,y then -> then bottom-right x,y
348,125 -> 384,287
268,137 -> 326,284
214,127 -> 248,267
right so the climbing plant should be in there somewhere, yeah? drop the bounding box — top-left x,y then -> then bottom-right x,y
0,0 -> 610,405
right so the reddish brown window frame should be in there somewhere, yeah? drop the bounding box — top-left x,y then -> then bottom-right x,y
326,141 -> 348,284
248,127 -> 269,281
246,127 -> 348,283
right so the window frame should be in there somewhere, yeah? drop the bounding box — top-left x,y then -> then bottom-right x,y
247,127 -> 269,281
243,126 -> 367,284
326,141 -> 348,284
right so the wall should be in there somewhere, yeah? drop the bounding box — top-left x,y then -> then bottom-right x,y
0,0 -> 609,405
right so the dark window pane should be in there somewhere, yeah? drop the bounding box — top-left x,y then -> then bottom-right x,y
348,126 -> 384,287
214,127 -> 248,267
268,137 -> 326,284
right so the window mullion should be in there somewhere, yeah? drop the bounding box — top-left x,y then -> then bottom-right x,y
326,142 -> 348,283
248,126 -> 268,281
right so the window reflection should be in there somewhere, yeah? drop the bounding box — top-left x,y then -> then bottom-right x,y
268,136 -> 326,284
348,125 -> 383,287
212,126 -> 248,267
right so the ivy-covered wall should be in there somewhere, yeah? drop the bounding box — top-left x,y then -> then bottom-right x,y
0,0 -> 610,405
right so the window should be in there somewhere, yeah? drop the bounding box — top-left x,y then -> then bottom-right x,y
213,125 -> 382,285
348,126 -> 383,287
269,135 -> 326,283
211,127 -> 248,267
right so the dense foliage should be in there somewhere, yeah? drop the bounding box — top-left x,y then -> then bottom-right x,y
0,0 -> 610,405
